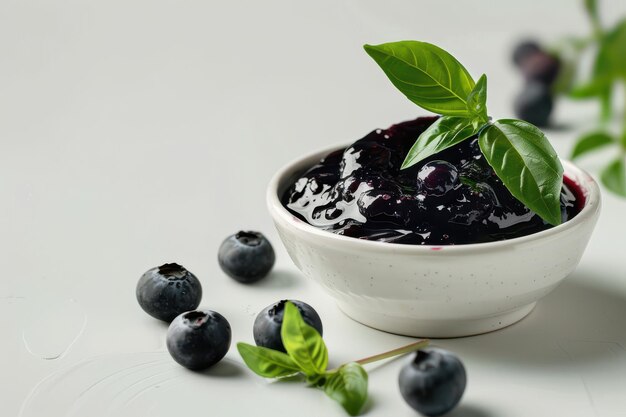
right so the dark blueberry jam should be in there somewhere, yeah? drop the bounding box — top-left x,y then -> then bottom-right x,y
281,117 -> 583,245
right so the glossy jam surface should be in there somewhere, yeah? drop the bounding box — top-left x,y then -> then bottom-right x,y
282,117 -> 583,245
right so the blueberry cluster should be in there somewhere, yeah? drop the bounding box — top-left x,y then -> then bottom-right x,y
136,262 -> 232,369
512,40 -> 561,127
135,267 -> 318,369
135,252 -> 467,414
135,231 -> 276,370
282,117 -> 581,245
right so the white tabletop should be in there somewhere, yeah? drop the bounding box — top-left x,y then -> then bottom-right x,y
3,1 -> 626,416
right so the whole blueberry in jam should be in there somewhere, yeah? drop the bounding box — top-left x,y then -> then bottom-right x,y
417,161 -> 460,196
282,116 -> 582,245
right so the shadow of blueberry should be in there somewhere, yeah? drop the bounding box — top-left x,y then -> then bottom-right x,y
196,358 -> 245,378
445,403 -> 498,417
242,268 -> 303,290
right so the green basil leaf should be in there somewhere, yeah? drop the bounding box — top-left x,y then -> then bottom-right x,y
601,158 -> 626,197
306,373 -> 326,387
237,342 -> 301,378
364,41 -> 475,116
401,116 -> 480,169
570,19 -> 626,105
596,19 -> 626,78
323,363 -> 368,416
467,74 -> 488,122
478,119 -> 564,226
570,131 -> 614,159
281,301 -> 328,375
571,19 -> 626,102
569,35 -> 613,101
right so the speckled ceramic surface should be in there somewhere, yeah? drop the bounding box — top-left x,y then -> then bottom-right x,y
268,146 -> 601,337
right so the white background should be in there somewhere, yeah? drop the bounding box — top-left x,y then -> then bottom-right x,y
2,1 -> 626,416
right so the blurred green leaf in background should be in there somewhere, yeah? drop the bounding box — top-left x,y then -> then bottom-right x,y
565,2 -> 626,197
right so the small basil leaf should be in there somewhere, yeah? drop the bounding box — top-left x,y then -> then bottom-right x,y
478,119 -> 564,226
467,74 -> 488,122
323,363 -> 368,416
237,342 -> 301,378
571,131 -> 614,159
401,116 -> 480,169
364,41 -> 475,116
281,301 -> 328,375
600,158 -> 626,197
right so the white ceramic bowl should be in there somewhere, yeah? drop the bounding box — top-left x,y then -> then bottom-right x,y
267,145 -> 601,337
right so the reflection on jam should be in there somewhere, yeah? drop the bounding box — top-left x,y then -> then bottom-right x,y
282,117 -> 583,245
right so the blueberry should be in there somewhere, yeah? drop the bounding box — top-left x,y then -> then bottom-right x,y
166,309 -> 231,370
136,263 -> 202,322
512,40 -> 541,67
514,81 -> 554,127
417,161 -> 460,196
218,231 -> 275,283
399,348 -> 467,416
253,300 -> 323,352
521,51 -> 560,85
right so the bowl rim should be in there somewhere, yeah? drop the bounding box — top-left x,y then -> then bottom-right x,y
267,143 -> 601,254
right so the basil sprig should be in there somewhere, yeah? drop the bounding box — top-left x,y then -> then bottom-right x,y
567,8 -> 626,197
364,41 -> 564,226
237,302 -> 428,416
569,18 -> 626,121
238,302 -> 367,415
